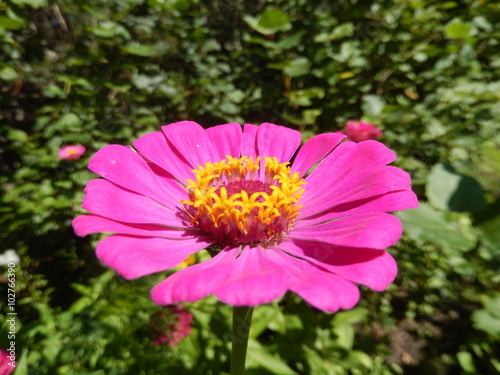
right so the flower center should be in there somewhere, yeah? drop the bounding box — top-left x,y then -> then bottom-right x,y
182,156 -> 306,248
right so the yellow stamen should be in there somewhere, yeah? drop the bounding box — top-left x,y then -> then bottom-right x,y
181,156 -> 306,247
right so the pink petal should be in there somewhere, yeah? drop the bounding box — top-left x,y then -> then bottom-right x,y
305,140 -> 396,188
96,235 -> 212,279
300,166 -> 414,217
73,215 -> 203,239
161,121 -> 218,167
291,132 -> 345,176
289,212 -> 403,249
151,244 -> 363,311
278,238 -> 397,291
82,179 -> 188,228
206,123 -> 242,159
152,247 -> 288,306
256,123 -> 302,162
213,246 -> 288,306
298,189 -> 419,225
337,189 -> 419,213
268,250 -> 360,312
241,123 -> 259,158
133,131 -> 193,184
88,145 -> 185,207
151,249 -> 239,304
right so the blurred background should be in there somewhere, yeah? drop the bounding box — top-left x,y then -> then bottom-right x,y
1,0 -> 499,374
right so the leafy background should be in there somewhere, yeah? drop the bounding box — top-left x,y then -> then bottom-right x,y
1,0 -> 499,374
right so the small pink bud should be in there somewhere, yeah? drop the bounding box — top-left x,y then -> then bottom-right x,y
344,120 -> 382,142
58,145 -> 86,160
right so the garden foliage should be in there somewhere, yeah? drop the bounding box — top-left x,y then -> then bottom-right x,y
1,0 -> 499,374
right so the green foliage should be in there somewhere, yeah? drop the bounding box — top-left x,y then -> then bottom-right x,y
1,0 -> 499,374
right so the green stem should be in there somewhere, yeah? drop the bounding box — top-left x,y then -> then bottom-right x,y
230,305 -> 254,375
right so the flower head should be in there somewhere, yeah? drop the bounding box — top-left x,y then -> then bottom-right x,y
151,304 -> 193,347
73,121 -> 418,312
58,144 -> 86,160
0,349 -> 15,375
344,120 -> 383,142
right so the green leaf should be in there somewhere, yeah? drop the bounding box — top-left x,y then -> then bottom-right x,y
249,305 -> 280,338
492,359 -> 500,373
332,307 -> 368,326
0,66 -> 19,82
247,339 -> 298,374
88,21 -> 131,39
287,87 -> 324,106
445,21 -> 474,39
426,163 -> 486,213
396,203 -> 476,250
0,16 -> 25,30
475,201 -> 500,255
120,42 -> 170,57
42,84 -> 66,98
314,22 -> 355,42
481,294 -> 500,319
284,314 -> 303,331
331,308 -> 368,350
42,334 -> 64,363
244,9 -> 292,35
283,57 -> 311,77
270,58 -> 312,78
471,309 -> 500,336
57,113 -> 82,128
277,31 -> 306,49
457,351 -> 476,373
362,94 -> 385,117
302,109 -> 322,125
11,349 -> 28,375
10,0 -> 48,6
259,9 -> 291,32
333,324 -> 355,349
7,128 -> 28,142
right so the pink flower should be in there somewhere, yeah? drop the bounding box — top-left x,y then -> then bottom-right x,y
73,122 -> 418,313
58,145 -> 86,160
344,120 -> 383,142
0,349 -> 15,375
152,304 -> 193,347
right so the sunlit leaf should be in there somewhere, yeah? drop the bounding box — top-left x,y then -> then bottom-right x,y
445,21 -> 475,39
314,22 -> 355,42
397,203 -> 476,250
457,351 -> 476,373
0,16 -> 25,31
362,94 -> 385,117
426,163 -> 486,213
243,9 -> 292,35
247,339 -> 298,374
120,43 -> 170,57
9,0 -> 48,6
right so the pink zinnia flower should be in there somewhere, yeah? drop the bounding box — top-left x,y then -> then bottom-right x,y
0,349 -> 15,375
73,122 -> 418,313
58,144 -> 86,160
344,120 -> 383,142
152,304 -> 193,347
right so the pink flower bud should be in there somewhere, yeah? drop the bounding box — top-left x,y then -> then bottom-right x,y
58,145 -> 86,160
344,120 -> 383,142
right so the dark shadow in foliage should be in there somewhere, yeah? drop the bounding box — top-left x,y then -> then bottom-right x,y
443,164 -> 486,213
